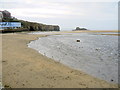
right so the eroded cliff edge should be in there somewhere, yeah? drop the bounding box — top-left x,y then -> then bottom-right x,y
20,20 -> 60,31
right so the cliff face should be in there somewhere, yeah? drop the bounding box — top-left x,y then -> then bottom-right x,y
21,20 -> 60,31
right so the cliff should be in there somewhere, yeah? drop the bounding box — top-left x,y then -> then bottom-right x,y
1,19 -> 60,32
1,10 -> 60,32
20,20 -> 60,31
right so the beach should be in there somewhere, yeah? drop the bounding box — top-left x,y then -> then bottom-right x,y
28,32 -> 118,83
2,32 -> 118,88
0,34 -> 2,88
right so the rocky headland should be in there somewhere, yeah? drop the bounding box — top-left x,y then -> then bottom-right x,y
0,10 -> 60,33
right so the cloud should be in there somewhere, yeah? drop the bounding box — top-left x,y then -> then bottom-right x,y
0,0 -> 118,30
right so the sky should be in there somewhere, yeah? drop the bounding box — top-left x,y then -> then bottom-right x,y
0,0 -> 119,30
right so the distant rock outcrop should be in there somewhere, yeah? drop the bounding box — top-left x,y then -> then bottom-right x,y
73,27 -> 87,31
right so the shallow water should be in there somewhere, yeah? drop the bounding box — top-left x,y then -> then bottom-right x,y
28,32 -> 118,83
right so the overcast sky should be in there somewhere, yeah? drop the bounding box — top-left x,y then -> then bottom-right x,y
0,0 -> 119,30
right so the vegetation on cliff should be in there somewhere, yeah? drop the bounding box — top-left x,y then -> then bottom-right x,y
2,18 -> 60,32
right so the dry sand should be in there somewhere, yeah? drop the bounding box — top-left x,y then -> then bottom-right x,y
0,34 -> 2,88
2,32 -> 118,88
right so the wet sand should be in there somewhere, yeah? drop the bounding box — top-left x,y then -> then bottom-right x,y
2,32 -> 118,88
28,32 -> 118,83
97,34 -> 120,36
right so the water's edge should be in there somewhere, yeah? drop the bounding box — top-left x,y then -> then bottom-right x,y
28,32 -> 118,84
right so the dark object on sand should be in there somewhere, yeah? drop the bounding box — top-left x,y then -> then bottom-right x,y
76,39 -> 80,42
111,79 -> 114,82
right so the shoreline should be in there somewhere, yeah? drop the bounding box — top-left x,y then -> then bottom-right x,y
28,32 -> 118,83
2,32 -> 118,88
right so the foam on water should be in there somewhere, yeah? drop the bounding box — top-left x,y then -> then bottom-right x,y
28,32 -> 118,83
